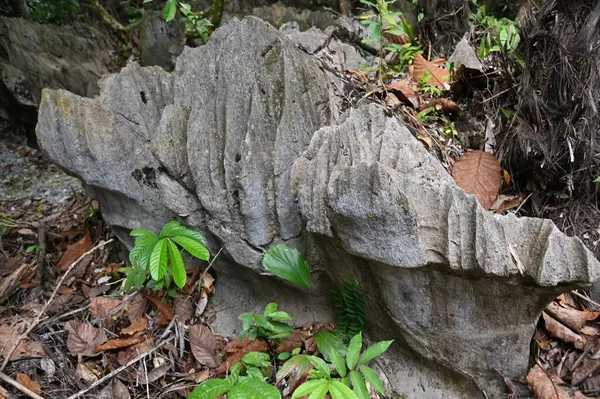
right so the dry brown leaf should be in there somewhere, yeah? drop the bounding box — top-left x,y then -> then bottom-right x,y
452,150 -> 502,210
382,29 -> 411,45
276,330 -> 308,354
57,230 -> 92,272
90,297 -> 122,319
527,364 -> 571,399
202,273 -> 215,294
99,378 -> 131,399
16,373 -> 41,394
145,294 -> 174,322
490,194 -> 523,214
543,312 -> 587,350
120,317 -> 148,336
0,262 -> 35,303
124,294 -> 147,323
117,338 -> 153,366
546,301 -> 600,333
76,362 -> 99,383
572,357 -> 600,385
189,324 -> 220,368
411,53 -> 450,89
66,321 -> 107,357
184,369 -> 210,383
139,358 -> 168,384
196,291 -> 208,318
94,336 -> 142,353
216,338 -> 269,374
174,295 -> 194,322
385,78 -> 418,107
418,98 -> 460,115
0,323 -> 45,360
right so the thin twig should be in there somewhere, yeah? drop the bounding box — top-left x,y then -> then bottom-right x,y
571,290 -> 600,309
0,239 -> 114,371
199,246 -> 223,283
67,340 -> 167,399
67,316 -> 176,399
0,371 -> 45,399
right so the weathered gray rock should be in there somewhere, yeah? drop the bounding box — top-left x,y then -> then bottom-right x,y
37,16 -> 600,399
139,11 -> 186,71
0,17 -> 112,133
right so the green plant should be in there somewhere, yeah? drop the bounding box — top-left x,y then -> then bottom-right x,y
239,302 -> 295,341
444,121 -> 458,138
332,279 -> 366,340
385,42 -> 422,68
418,72 -> 443,97
83,207 -> 102,227
29,0 -> 80,24
469,1 -> 520,58
262,244 -> 311,288
120,221 -> 209,292
189,355 -> 281,399
25,244 -> 39,255
291,332 -> 394,399
150,0 -> 213,41
0,213 -> 15,236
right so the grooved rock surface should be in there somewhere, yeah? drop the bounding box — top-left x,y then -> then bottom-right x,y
37,16 -> 600,399
0,17 -> 111,131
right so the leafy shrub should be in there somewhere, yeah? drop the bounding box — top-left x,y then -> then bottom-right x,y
29,0 -> 80,24
469,0 -> 520,58
238,302 -> 295,341
120,221 -> 209,292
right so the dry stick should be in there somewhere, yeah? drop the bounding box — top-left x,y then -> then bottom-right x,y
0,239 -> 114,372
0,371 -> 45,399
571,290 -> 600,309
199,246 -> 224,283
67,317 -> 176,399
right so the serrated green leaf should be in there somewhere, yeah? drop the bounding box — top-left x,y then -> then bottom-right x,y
315,332 -> 347,362
264,302 -> 278,317
292,379 -> 329,399
188,378 -> 229,399
346,333 -> 362,370
331,349 -> 347,378
228,377 -> 281,399
358,365 -> 384,395
349,370 -> 369,399
163,0 -> 176,21
262,244 -> 310,287
329,380 -> 359,399
171,235 -> 210,260
267,311 -> 292,321
358,340 -> 393,364
167,239 -> 186,288
149,238 -> 167,280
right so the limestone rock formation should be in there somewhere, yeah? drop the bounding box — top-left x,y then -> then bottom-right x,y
37,16 -> 600,399
0,17 -> 112,136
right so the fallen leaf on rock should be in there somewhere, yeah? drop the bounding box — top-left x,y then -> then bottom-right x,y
527,364 -> 571,399
66,321 -> 107,357
95,337 -> 142,353
57,230 -> 92,272
543,312 -> 587,350
217,338 -> 269,374
189,324 -> 220,368
16,373 -> 41,394
99,378 -> 131,399
76,362 -> 99,383
546,301 -> 600,333
452,150 -> 502,210
145,294 -> 174,322
0,323 -> 45,360
411,53 -> 450,89
121,317 -> 148,336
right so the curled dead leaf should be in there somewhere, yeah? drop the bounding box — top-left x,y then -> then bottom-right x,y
66,321 -> 107,357
189,324 -> 221,368
385,78 -> 418,108
383,30 -> 411,45
94,336 -> 142,353
120,317 -> 148,336
16,373 -> 41,395
57,230 -> 92,272
543,312 -> 587,350
76,362 -> 100,383
527,364 -> 571,399
145,294 -> 174,323
452,150 -> 502,210
418,98 -> 460,115
545,301 -> 600,333
411,54 -> 450,89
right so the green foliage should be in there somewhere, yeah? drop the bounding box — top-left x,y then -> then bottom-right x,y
444,121 -> 458,138
418,72 -> 443,98
262,244 -> 311,287
291,332 -> 393,399
29,0 -> 80,24
145,0 -> 213,41
189,357 -> 281,399
469,0 -> 519,58
0,213 -> 15,236
238,302 -> 295,341
331,279 -> 366,339
385,42 -> 422,67
121,221 -> 209,292
83,207 -> 102,227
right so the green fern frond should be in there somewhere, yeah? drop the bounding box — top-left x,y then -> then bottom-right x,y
331,279 -> 366,340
